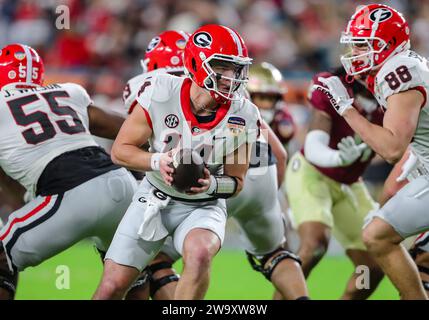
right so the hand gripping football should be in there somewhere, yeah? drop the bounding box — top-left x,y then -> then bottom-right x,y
169,148 -> 205,193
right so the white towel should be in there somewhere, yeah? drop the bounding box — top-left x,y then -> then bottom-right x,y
137,188 -> 171,241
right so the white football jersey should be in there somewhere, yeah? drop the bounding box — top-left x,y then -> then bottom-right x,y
373,50 -> 429,167
0,83 -> 98,195
135,74 -> 260,200
123,69 -> 171,114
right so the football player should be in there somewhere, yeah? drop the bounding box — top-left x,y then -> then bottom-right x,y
246,62 -> 295,185
227,62 -> 308,300
285,66 -> 384,299
247,62 -> 295,144
122,30 -> 190,301
93,24 -> 260,300
0,44 -> 138,299
124,53 -> 308,300
410,231 -> 429,293
380,150 -> 429,294
320,4 -> 429,299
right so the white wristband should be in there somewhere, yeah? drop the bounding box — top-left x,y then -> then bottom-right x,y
150,153 -> 162,171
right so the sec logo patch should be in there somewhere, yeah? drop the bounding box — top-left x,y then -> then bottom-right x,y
165,114 -> 179,128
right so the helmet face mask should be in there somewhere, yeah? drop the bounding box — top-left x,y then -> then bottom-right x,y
249,92 -> 280,123
340,33 -> 387,75
203,55 -> 250,101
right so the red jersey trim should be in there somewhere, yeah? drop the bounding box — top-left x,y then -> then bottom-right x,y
128,100 -> 138,114
0,196 -> 52,241
142,107 -> 153,130
130,100 -> 153,129
180,78 -> 230,133
415,232 -> 426,242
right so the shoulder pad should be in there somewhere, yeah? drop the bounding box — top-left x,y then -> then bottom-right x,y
375,51 -> 428,101
60,83 -> 93,108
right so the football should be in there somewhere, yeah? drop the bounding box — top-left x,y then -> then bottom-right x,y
169,148 -> 205,193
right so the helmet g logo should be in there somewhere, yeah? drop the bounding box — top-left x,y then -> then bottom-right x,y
146,37 -> 161,52
193,32 -> 212,48
369,8 -> 392,22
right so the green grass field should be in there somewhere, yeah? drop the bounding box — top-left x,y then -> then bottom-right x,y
15,240 -> 398,300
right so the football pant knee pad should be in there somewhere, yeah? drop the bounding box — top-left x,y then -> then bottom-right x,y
246,247 -> 302,281
146,261 -> 179,298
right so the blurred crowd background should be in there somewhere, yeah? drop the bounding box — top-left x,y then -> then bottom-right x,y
0,0 -> 426,215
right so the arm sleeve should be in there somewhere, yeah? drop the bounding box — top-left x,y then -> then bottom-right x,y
304,130 -> 342,168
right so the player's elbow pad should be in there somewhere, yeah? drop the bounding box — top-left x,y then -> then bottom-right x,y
304,130 -> 342,168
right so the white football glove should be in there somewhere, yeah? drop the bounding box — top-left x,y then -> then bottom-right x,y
316,76 -> 354,116
396,150 -> 419,182
337,136 -> 367,166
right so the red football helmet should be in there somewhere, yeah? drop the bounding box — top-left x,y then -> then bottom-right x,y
340,4 -> 410,75
0,43 -> 44,89
142,30 -> 190,74
184,24 -> 252,102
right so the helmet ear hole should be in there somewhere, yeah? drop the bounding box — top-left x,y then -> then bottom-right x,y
192,58 -> 197,72
153,63 -> 158,70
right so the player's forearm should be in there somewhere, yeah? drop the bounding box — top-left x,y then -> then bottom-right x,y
224,143 -> 251,196
111,142 -> 153,171
88,105 -> 125,140
343,108 -> 405,163
261,119 -> 287,186
223,163 -> 248,196
276,159 -> 286,188
304,130 -> 342,167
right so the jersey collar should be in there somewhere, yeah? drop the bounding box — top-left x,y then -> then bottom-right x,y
180,78 -> 230,134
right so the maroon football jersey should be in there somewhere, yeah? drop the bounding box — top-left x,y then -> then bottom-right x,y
302,71 -> 384,185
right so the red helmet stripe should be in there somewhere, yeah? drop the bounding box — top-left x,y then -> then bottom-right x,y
22,44 -> 32,83
221,26 -> 243,56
